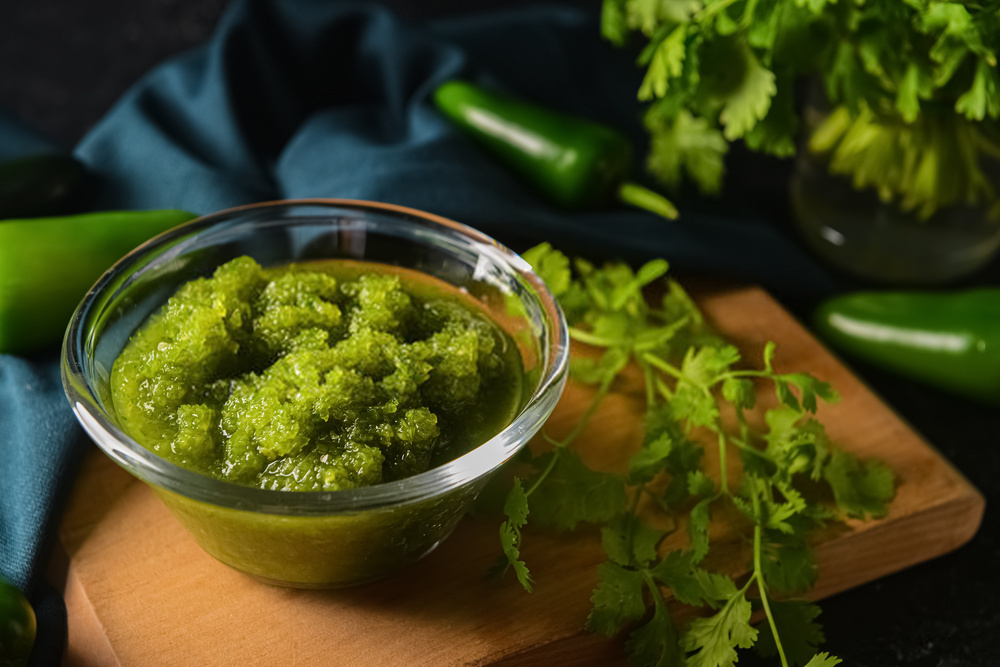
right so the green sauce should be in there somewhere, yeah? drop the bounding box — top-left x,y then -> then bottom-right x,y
110,256 -> 524,491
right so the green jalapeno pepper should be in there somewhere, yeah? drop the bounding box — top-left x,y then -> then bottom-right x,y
433,79 -> 678,219
0,209 -> 196,355
0,154 -> 90,219
814,289 -> 1000,404
0,578 -> 34,667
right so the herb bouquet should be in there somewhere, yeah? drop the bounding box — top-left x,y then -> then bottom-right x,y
600,0 -> 1000,280
492,244 -> 895,667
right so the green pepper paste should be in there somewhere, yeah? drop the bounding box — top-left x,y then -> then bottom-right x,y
110,256 -> 524,491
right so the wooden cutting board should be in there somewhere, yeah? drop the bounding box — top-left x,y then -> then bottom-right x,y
52,286 -> 984,666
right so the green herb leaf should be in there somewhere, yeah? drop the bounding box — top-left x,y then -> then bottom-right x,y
688,496 -> 713,563
504,476 -> 530,528
602,515 -> 667,567
716,45 -> 778,141
680,586 -> 759,667
823,449 -> 895,519
489,478 -> 533,591
586,562 -> 647,637
803,652 -> 842,667
629,431 -> 676,484
650,550 -> 717,607
760,531 -> 819,594
625,602 -> 685,667
530,450 -> 629,531
955,59 -> 1000,121
522,243 -> 572,297
601,0 -> 630,46
646,108 -> 729,194
755,601 -> 826,667
721,377 -> 755,411
639,26 -> 688,101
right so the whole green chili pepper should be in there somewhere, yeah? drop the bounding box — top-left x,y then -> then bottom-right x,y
0,577 -> 34,667
0,154 -> 90,219
814,289 -> 1000,404
0,209 -> 196,355
433,79 -> 678,219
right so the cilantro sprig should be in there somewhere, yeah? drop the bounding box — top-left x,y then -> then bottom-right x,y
603,0 -> 1000,218
492,244 -> 895,667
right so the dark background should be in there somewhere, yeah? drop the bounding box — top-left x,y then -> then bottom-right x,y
2,1 -> 997,666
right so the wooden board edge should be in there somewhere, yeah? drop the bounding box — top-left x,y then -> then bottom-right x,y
808,485 -> 985,601
46,541 -> 119,667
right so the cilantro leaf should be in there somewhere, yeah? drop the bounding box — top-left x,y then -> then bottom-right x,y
680,587 -> 759,667
670,345 -> 741,427
601,0 -> 629,46
495,522 -> 533,592
761,531 -> 818,595
804,652 -> 842,667
640,404 -> 704,505
743,70 -> 798,158
721,377 -> 755,412
684,344 -> 741,386
489,478 -> 533,591
823,450 -> 895,519
522,243 -> 571,297
585,562 -> 647,637
779,372 -> 839,413
895,62 -> 923,123
663,436 -> 706,507
956,59 -> 1000,121
639,26 -> 687,101
755,601 -> 826,667
715,44 -> 778,140
625,602 -> 685,667
646,108 -> 729,195
572,347 -> 630,385
629,431 -> 676,484
765,408 -> 833,480
602,515 -> 667,567
650,550 -> 716,607
687,470 -> 715,498
504,477 -> 529,528
688,496 -> 713,563
530,450 -> 629,531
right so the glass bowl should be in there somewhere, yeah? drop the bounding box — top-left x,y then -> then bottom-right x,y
61,199 -> 569,588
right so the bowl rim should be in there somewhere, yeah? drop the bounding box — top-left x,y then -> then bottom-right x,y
61,198 -> 570,516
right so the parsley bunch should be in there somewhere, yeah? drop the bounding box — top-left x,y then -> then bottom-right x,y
601,0 -> 1000,218
492,244 -> 895,667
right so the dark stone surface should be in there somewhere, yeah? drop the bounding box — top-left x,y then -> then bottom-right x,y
2,1 -> 996,665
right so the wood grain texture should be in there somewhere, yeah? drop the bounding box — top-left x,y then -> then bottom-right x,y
56,286 -> 984,666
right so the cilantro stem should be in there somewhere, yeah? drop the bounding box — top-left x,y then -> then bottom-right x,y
655,377 -> 674,401
641,568 -> 668,617
716,428 -> 730,494
625,484 -> 646,566
568,327 -> 621,347
695,0 -> 742,22
618,182 -> 679,220
728,433 -> 774,463
527,372 -> 615,498
641,361 -> 657,408
526,447 -> 562,498
752,493 -> 789,667
640,352 -> 685,383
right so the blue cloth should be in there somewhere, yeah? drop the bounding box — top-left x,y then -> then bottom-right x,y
77,0 -> 839,294
0,110 -> 61,162
2,0 -> 841,663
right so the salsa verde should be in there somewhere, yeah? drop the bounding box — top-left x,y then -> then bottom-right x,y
110,256 -> 524,492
